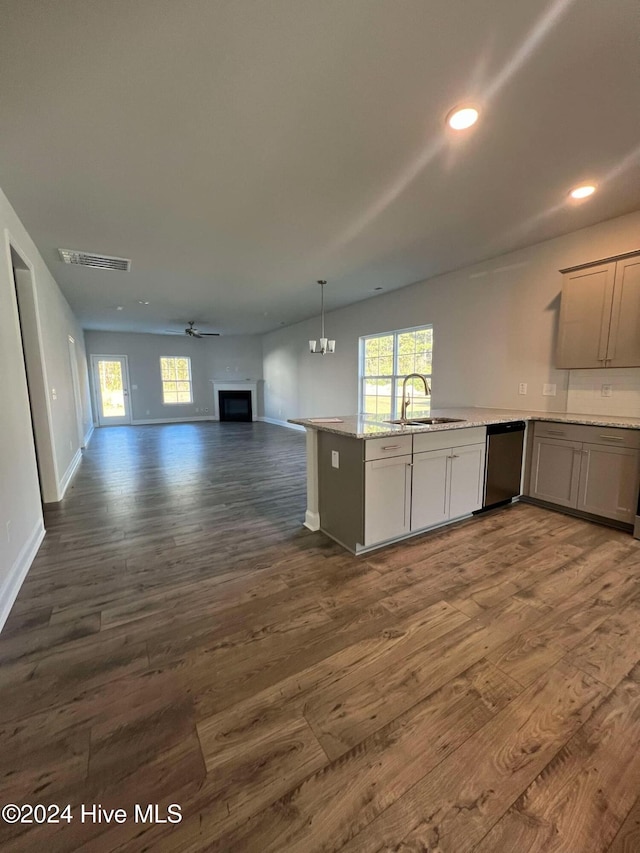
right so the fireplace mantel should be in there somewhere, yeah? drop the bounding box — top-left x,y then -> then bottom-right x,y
211,380 -> 257,421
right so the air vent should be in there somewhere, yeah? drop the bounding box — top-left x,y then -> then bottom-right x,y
58,249 -> 131,271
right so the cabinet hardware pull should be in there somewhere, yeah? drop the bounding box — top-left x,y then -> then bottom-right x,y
381,445 -> 401,450
451,454 -> 459,458
547,430 -> 565,435
599,435 -> 624,441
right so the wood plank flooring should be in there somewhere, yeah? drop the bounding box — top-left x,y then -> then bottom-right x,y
1,421 -> 640,852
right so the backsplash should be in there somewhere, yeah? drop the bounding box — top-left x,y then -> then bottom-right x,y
567,368 -> 640,417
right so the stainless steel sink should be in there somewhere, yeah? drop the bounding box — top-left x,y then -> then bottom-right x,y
409,417 -> 467,424
385,417 -> 466,425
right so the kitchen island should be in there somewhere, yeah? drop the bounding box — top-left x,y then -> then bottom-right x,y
290,408 -> 640,553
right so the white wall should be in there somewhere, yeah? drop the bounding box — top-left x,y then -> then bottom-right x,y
262,210 -> 640,420
84,330 -> 263,423
0,185 -> 92,629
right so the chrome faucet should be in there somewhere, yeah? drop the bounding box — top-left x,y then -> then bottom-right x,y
400,373 -> 431,422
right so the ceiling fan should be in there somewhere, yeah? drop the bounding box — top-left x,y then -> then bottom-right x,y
164,321 -> 220,338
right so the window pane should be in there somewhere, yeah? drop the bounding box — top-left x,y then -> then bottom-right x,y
378,355 -> 393,375
364,357 -> 378,377
379,336 -> 394,357
415,352 -> 432,373
364,338 -> 379,359
363,395 -> 379,415
177,391 -> 192,403
415,329 -> 431,348
398,353 -> 415,375
397,331 -> 417,353
163,387 -> 178,404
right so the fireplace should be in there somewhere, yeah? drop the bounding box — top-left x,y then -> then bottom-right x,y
218,390 -> 252,422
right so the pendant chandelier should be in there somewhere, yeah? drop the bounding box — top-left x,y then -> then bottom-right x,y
309,280 -> 335,355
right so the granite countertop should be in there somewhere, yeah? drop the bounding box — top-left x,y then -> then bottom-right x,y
288,407 -> 640,439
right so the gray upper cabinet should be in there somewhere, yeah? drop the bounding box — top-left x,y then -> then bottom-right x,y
607,255 -> 640,367
556,251 -> 640,369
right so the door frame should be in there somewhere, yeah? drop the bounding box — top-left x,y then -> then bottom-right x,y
91,354 -> 132,426
68,336 -> 85,446
5,228 -> 60,503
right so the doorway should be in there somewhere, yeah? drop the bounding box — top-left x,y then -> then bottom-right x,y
91,355 -> 132,426
68,336 -> 85,446
10,247 -> 47,504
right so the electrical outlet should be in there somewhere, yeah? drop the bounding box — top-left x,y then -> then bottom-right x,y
518,383 -> 527,395
51,388 -> 57,400
332,450 -> 340,469
543,383 -> 557,396
601,384 -> 613,398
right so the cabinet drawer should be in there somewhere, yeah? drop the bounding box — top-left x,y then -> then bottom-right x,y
413,426 -> 486,454
365,435 -> 413,461
584,427 -> 640,449
534,421 -> 640,449
533,422 -> 584,442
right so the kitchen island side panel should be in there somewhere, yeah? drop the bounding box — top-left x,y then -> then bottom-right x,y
318,431 -> 365,551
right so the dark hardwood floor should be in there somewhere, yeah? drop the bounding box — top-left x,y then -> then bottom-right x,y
2,421 -> 640,852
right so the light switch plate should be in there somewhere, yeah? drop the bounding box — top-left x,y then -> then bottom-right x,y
543,383 -> 557,396
331,450 -> 339,469
601,384 -> 613,398
518,383 -> 527,395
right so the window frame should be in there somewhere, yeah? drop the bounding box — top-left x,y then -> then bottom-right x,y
358,324 -> 433,419
160,356 -> 193,405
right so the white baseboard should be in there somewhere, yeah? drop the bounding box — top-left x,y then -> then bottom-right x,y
58,448 -> 82,500
0,519 -> 45,633
131,416 -> 214,425
258,416 -> 305,432
304,510 -> 320,531
82,424 -> 94,448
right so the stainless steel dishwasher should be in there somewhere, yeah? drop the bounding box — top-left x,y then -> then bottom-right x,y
480,421 -> 526,510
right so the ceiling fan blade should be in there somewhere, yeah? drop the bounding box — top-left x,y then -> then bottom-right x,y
199,332 -> 220,336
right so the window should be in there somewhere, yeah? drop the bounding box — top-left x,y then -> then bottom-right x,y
160,356 -> 193,404
359,325 -> 433,419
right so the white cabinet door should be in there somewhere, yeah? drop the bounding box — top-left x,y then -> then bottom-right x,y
449,443 -> 486,519
578,444 -> 640,523
364,455 -> 411,546
529,437 -> 582,508
411,448 -> 449,531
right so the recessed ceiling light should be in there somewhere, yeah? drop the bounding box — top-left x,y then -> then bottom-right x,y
116,305 -> 124,311
569,184 -> 596,200
138,300 -> 150,305
447,106 -> 479,131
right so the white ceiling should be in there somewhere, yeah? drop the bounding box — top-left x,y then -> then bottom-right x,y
0,0 -> 638,336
